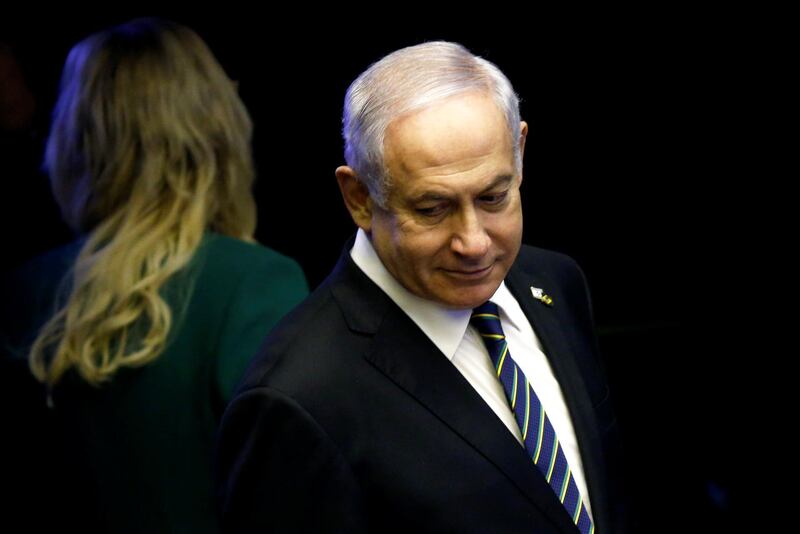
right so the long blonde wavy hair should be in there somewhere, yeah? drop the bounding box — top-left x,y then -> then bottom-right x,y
29,18 -> 257,388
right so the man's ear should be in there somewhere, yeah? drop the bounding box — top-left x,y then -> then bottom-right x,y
335,166 -> 374,231
517,121 -> 528,186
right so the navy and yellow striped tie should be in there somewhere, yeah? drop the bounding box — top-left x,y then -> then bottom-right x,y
471,301 -> 594,534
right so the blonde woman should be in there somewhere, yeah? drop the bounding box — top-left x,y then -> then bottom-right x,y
1,18 -> 307,532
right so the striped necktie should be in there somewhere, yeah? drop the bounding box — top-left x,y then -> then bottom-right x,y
470,301 -> 594,534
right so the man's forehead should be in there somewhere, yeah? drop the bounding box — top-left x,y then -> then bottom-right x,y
383,94 -> 513,175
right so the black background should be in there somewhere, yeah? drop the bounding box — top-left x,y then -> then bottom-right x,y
2,9 -> 770,532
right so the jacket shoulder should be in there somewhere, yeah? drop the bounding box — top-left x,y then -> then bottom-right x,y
515,244 -> 585,285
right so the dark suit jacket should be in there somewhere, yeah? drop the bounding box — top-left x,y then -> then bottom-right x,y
216,242 -> 629,533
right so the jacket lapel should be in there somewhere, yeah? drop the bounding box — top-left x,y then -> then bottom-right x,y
330,249 -> 582,534
505,263 -> 610,534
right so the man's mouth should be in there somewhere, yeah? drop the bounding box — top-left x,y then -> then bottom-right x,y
442,263 -> 494,279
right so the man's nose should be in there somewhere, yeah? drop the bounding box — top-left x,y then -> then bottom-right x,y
450,207 -> 490,259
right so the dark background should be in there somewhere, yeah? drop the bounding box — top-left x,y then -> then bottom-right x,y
3,10 -> 764,532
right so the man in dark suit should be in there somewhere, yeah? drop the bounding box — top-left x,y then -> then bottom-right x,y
216,41 -> 630,533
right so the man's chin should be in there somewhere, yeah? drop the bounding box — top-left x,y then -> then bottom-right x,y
434,282 -> 502,310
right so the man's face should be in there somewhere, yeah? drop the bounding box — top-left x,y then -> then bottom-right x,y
369,92 -> 525,309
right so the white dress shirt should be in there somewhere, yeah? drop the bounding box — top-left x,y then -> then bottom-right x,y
350,229 -> 593,518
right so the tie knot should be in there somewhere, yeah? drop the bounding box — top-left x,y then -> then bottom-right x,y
472,301 -> 499,318
470,301 -> 504,338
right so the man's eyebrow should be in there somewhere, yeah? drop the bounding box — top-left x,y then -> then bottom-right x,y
409,174 -> 515,203
482,174 -> 514,192
410,191 -> 451,203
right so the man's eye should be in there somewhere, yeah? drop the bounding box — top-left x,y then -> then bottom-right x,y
481,191 -> 508,205
416,204 -> 447,217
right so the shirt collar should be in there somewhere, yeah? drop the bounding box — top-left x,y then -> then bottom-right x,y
489,282 -> 522,333
350,229 -> 518,359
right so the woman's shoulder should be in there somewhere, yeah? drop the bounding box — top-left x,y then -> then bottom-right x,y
1,239 -> 84,358
193,233 -> 307,295
3,239 -> 85,308
11,239 -> 84,281
200,233 -> 303,273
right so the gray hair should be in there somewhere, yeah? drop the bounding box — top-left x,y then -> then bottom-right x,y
341,41 -> 522,206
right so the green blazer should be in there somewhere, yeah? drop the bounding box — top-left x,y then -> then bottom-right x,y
0,233 -> 308,533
